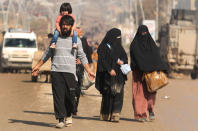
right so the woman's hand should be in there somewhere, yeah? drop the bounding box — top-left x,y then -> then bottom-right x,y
117,60 -> 124,65
109,69 -> 116,76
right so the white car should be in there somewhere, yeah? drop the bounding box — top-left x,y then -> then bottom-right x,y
1,29 -> 38,72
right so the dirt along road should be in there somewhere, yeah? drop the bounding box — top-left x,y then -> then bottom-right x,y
0,72 -> 198,131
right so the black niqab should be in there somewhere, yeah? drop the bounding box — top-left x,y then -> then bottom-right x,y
96,28 -> 128,93
97,28 -> 128,72
130,25 -> 167,72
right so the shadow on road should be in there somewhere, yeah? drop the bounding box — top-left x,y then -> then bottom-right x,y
22,80 -> 47,84
120,117 -> 139,122
73,115 -> 101,121
24,110 -> 54,115
84,94 -> 101,97
73,116 -> 138,122
91,116 -> 138,122
22,111 -> 138,123
8,119 -> 55,127
23,111 -> 101,121
44,93 -> 53,95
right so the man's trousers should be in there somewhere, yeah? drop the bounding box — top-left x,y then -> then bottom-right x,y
51,71 -> 78,119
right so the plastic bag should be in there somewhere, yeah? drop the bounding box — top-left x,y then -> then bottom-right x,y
81,71 -> 95,90
120,64 -> 131,75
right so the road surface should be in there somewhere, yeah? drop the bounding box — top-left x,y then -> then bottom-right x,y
0,73 -> 198,131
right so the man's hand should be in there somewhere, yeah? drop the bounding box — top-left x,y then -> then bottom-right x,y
83,63 -> 95,81
31,60 -> 44,76
76,58 -> 81,64
87,70 -> 95,81
109,69 -> 116,76
32,66 -> 40,76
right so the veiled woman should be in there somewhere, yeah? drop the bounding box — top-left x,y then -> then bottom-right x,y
95,28 -> 128,122
130,25 -> 167,122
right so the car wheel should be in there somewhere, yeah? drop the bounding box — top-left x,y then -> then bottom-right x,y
191,72 -> 197,80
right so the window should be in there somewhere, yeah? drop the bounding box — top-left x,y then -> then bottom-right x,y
4,38 -> 36,48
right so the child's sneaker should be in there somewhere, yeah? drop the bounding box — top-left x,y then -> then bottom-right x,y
50,43 -> 56,48
72,43 -> 77,49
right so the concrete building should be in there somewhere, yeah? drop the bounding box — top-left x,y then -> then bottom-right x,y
175,0 -> 196,10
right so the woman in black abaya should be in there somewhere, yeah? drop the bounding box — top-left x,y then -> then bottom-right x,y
130,25 -> 167,122
96,28 -> 128,122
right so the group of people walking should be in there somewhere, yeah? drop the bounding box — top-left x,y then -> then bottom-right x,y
32,2 -> 167,129
96,25 -> 167,123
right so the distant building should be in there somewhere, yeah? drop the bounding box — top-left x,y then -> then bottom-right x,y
175,0 -> 196,10
175,0 -> 190,10
191,0 -> 196,10
170,9 -> 198,25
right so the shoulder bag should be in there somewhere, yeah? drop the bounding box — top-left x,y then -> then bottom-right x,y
144,71 -> 168,93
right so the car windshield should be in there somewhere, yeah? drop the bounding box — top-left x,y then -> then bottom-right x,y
4,38 -> 36,48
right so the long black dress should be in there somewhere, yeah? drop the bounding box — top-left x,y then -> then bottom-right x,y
95,28 -> 128,122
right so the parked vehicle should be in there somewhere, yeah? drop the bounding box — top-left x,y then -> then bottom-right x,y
168,25 -> 197,71
0,29 -> 38,72
159,9 -> 198,79
31,50 -> 51,82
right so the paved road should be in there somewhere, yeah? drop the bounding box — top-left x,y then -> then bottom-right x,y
0,73 -> 198,131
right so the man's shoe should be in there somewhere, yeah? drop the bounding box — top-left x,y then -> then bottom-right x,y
55,122 -> 65,128
65,116 -> 72,127
149,112 -> 155,121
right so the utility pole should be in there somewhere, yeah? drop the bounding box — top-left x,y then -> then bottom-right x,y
129,0 -> 132,22
156,0 -> 159,40
47,7 -> 56,33
139,0 -> 145,21
6,0 -> 13,30
0,1 -> 7,31
16,0 -> 25,29
135,0 -> 138,29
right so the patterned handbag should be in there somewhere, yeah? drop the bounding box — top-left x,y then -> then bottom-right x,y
144,71 -> 168,93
